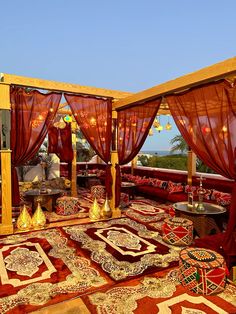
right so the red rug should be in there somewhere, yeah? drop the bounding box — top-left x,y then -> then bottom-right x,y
0,228 -> 111,313
63,218 -> 180,281
82,267 -> 236,314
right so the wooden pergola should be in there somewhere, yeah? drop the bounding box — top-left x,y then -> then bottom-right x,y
1,56 -> 236,235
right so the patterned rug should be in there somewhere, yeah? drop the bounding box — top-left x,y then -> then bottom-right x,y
63,218 -> 180,281
0,228 -> 111,314
82,267 -> 236,314
45,190 -> 173,225
125,199 -> 172,234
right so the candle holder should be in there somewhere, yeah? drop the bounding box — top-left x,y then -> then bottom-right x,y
196,175 -> 206,212
187,191 -> 194,211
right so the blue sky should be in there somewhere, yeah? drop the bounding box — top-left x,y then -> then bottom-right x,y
1,0 -> 236,150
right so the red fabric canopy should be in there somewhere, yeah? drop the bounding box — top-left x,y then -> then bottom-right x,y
116,99 -> 161,207
65,94 -> 112,197
166,80 -> 236,258
48,123 -> 73,179
10,87 -> 61,205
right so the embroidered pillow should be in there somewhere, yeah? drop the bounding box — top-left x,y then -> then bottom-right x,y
168,181 -> 184,194
203,189 -> 212,200
211,189 -> 231,206
184,185 -> 198,195
211,189 -> 222,201
135,177 -> 150,185
151,178 -> 168,189
216,193 -> 231,206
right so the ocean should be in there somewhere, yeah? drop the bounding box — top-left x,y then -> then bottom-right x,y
140,150 -> 173,156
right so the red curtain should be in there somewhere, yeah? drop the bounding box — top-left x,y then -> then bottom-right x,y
11,86 -> 61,205
116,99 -> 161,206
65,94 -> 112,197
48,123 -> 73,179
166,80 -> 236,257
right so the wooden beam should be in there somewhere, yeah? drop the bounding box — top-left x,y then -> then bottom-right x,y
113,56 -> 236,109
0,73 -> 132,99
0,85 -> 10,109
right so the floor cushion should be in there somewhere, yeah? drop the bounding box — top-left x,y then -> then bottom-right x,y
55,196 -> 80,216
162,217 -> 193,246
179,247 -> 226,295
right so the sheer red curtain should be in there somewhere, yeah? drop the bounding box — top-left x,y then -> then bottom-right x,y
65,94 -> 112,196
166,80 -> 236,257
48,123 -> 74,179
116,99 -> 161,206
11,86 -> 61,205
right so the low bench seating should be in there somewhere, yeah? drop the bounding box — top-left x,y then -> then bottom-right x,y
121,166 -> 233,210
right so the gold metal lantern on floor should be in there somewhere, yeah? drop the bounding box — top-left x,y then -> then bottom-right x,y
89,197 -> 101,221
100,195 -> 112,219
16,204 -> 32,231
31,202 -> 46,228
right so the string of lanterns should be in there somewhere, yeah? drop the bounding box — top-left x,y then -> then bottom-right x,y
149,114 -> 172,136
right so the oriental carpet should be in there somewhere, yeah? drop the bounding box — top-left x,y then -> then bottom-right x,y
82,267 -> 236,314
63,218 -> 180,281
0,228 -> 111,314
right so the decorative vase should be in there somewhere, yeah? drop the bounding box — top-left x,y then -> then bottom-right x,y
89,197 -> 101,221
31,202 -> 46,228
16,204 -> 32,230
100,196 -> 112,219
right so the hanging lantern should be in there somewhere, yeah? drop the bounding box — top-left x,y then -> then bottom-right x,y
153,118 -> 160,129
155,116 -> 163,132
148,128 -> 154,136
165,115 -> 172,130
165,122 -> 172,130
222,125 -> 228,132
202,125 -> 211,134
53,117 -> 66,129
90,117 -> 97,127
64,114 -> 72,123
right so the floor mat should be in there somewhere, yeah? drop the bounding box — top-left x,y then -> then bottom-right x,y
63,218 -> 180,281
0,228 -> 111,313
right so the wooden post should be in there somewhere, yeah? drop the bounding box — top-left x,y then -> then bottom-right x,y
131,156 -> 137,175
110,150 -> 121,217
0,84 -> 13,234
110,110 -> 121,217
0,150 -> 13,234
187,149 -> 196,185
71,122 -> 77,197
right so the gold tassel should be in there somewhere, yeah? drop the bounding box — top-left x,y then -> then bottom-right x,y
100,196 -> 112,219
89,197 -> 101,221
16,204 -> 32,231
31,202 -> 46,229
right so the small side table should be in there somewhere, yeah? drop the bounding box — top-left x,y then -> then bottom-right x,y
24,189 -> 62,212
173,201 -> 226,238
121,182 -> 136,200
